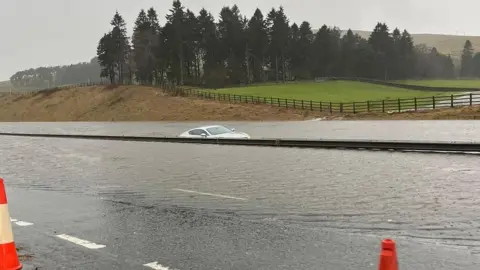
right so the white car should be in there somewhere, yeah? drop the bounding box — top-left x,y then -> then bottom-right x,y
178,125 -> 251,139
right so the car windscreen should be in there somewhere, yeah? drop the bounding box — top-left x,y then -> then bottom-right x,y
206,126 -> 233,135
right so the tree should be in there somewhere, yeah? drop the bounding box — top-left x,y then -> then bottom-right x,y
132,9 -> 153,84
165,0 -> 186,85
96,11 -> 130,84
218,5 -> 247,85
312,25 -> 340,77
266,7 -> 291,82
197,8 -> 225,88
471,53 -> 480,77
368,22 -> 394,80
288,21 -> 314,79
110,11 -> 130,83
460,40 -> 474,77
97,32 -> 116,83
246,8 -> 268,83
397,30 -> 415,79
15,4 -> 469,90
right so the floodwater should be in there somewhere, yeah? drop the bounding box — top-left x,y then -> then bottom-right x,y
0,120 -> 479,141
1,120 -> 480,253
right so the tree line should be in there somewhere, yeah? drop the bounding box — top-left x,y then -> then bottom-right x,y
460,39 -> 480,77
9,57 -> 102,89
12,0 -> 479,89
95,0 -> 460,88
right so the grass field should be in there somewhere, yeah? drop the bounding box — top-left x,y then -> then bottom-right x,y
213,81 -> 456,103
396,79 -> 480,88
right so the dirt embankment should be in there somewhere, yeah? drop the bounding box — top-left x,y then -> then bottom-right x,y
1,85 -> 479,121
0,85 -> 326,121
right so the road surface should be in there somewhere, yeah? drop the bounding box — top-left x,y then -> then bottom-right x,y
8,186 -> 480,270
1,132 -> 480,269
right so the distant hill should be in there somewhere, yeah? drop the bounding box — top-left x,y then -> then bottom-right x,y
0,81 -> 12,92
347,30 -> 480,60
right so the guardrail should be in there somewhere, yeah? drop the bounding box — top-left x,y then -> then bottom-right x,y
6,81 -> 480,114
1,132 -> 479,154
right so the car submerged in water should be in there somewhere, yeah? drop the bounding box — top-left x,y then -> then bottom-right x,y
178,125 -> 251,139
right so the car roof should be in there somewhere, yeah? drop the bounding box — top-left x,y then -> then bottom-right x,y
188,125 -> 226,130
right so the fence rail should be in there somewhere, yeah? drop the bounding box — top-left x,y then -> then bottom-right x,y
180,88 -> 480,114
6,81 -> 480,114
326,77 -> 480,92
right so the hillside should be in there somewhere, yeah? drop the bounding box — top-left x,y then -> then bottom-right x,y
0,84 -> 478,121
349,30 -> 480,60
0,81 -> 11,92
0,85 -> 325,121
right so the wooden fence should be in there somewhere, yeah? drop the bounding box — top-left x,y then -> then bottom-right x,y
174,87 -> 480,114
10,81 -> 480,114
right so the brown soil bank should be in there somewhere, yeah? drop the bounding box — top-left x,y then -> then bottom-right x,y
0,85 -> 479,121
0,85 -> 325,121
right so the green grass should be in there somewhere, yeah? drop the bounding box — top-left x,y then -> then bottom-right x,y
396,79 -> 480,88
213,81 -> 455,103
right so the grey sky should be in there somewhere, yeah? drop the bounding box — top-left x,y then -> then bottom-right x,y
1,0 -> 477,80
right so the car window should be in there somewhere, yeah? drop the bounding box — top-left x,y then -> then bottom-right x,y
206,126 -> 233,135
188,129 -> 206,135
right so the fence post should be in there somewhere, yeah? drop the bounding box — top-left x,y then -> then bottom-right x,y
250,96 -> 254,103
353,102 -> 356,114
270,97 -> 273,106
228,94 -> 231,103
293,99 -> 296,109
320,102 -> 323,112
414,97 -> 417,111
310,100 -> 313,111
432,96 -> 435,109
329,102 -> 332,113
397,98 -> 401,112
285,99 -> 288,108
301,100 -> 304,109
263,97 -> 266,104
382,100 -> 385,113
470,93 -> 473,106
450,94 -> 454,108
277,98 -> 280,106
340,103 -> 343,113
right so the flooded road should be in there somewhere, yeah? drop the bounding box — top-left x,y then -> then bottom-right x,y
0,120 -> 479,141
2,121 -> 480,269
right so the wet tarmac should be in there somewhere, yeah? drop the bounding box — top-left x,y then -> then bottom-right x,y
1,122 -> 480,269
0,120 -> 479,141
8,188 -> 480,270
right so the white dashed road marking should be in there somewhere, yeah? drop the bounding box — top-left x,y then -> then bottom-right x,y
56,234 -> 106,249
12,219 -> 178,269
144,261 -> 177,270
172,188 -> 247,201
10,218 -> 33,226
15,221 -> 33,226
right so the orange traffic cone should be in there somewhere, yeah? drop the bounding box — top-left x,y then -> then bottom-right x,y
378,238 -> 398,270
0,178 -> 22,270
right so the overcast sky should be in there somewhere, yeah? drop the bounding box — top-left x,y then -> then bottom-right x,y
0,0 -> 478,80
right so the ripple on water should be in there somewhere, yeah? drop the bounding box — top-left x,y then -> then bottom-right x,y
0,122 -> 479,250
